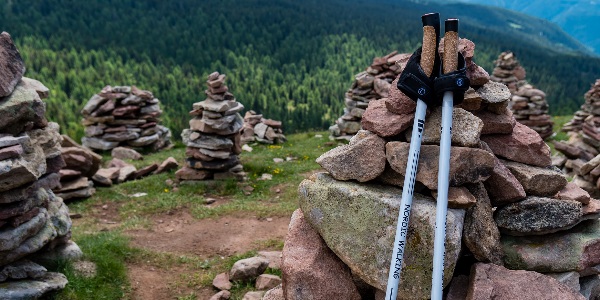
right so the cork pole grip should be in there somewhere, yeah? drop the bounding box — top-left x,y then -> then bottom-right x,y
421,26 -> 437,77
443,19 -> 459,74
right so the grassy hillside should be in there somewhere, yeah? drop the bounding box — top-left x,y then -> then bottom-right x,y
1,0 -> 599,140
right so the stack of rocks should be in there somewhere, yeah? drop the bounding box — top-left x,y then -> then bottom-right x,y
240,110 -> 286,144
491,51 -> 553,139
554,79 -> 600,197
52,135 -> 101,201
329,51 -> 411,141
81,85 -> 172,152
562,79 -> 600,134
266,39 -> 600,299
0,32 -> 80,298
175,72 -> 246,181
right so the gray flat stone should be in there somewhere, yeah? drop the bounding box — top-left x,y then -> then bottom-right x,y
0,272 -> 68,299
495,196 -> 582,236
0,260 -> 46,282
81,137 -> 118,151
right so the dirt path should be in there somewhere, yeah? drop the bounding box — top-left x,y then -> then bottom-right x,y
124,210 -> 291,299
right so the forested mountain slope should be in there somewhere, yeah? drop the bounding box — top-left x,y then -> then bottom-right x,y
1,0 -> 599,139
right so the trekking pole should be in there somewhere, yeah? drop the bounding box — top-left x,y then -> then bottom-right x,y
385,12 -> 440,300
431,19 -> 460,300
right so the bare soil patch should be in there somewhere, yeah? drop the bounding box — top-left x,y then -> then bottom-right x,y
126,210 -> 290,258
124,210 -> 290,299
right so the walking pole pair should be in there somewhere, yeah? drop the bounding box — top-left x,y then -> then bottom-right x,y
385,13 -> 468,300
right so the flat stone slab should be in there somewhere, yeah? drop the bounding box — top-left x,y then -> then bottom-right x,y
503,160 -> 568,196
298,173 -> 465,299
502,219 -> 600,273
0,272 -> 68,299
386,142 -> 495,189
467,263 -> 585,300
0,260 -> 46,282
495,196 -> 582,236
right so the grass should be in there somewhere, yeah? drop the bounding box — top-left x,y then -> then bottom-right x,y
49,131 -> 337,299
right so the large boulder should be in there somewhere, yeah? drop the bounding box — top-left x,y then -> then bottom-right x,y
298,173 -> 465,299
282,209 -> 361,300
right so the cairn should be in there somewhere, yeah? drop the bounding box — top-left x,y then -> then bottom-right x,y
175,72 -> 246,181
491,51 -> 554,139
240,110 -> 286,144
267,39 -> 599,299
52,135 -> 101,201
329,51 -> 411,141
0,32 -> 80,298
554,80 -> 600,197
81,85 -> 172,152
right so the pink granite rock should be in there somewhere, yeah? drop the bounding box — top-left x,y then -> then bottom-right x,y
480,122 -> 551,167
557,182 -> 591,205
386,76 -> 416,115
466,263 -> 585,300
282,209 -> 361,300
361,99 -> 413,137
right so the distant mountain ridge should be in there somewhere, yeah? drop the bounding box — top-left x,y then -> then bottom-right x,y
417,0 -> 600,54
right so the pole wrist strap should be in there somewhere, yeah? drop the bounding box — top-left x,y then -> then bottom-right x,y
397,47 -> 438,107
433,52 -> 470,105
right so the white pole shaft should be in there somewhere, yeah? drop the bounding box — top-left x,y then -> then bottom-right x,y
431,91 -> 454,300
385,99 -> 428,300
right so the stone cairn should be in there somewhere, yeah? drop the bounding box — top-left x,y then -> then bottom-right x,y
0,32 -> 80,298
265,39 -> 600,299
554,79 -> 600,198
175,72 -> 246,181
240,110 -> 286,144
491,51 -> 554,139
52,135 -> 101,201
329,51 -> 411,141
81,85 -> 172,152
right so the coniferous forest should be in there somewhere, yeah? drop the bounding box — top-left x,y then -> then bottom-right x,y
1,0 -> 599,140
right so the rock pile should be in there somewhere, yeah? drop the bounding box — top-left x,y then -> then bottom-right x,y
329,51 -> 411,141
91,156 -> 179,187
0,32 -> 79,298
554,79 -> 600,197
209,252 -> 282,300
175,72 -> 246,181
491,51 -> 553,139
52,135 -> 101,201
81,85 -> 172,152
267,39 -> 599,299
240,110 -> 286,144
563,79 -> 600,134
